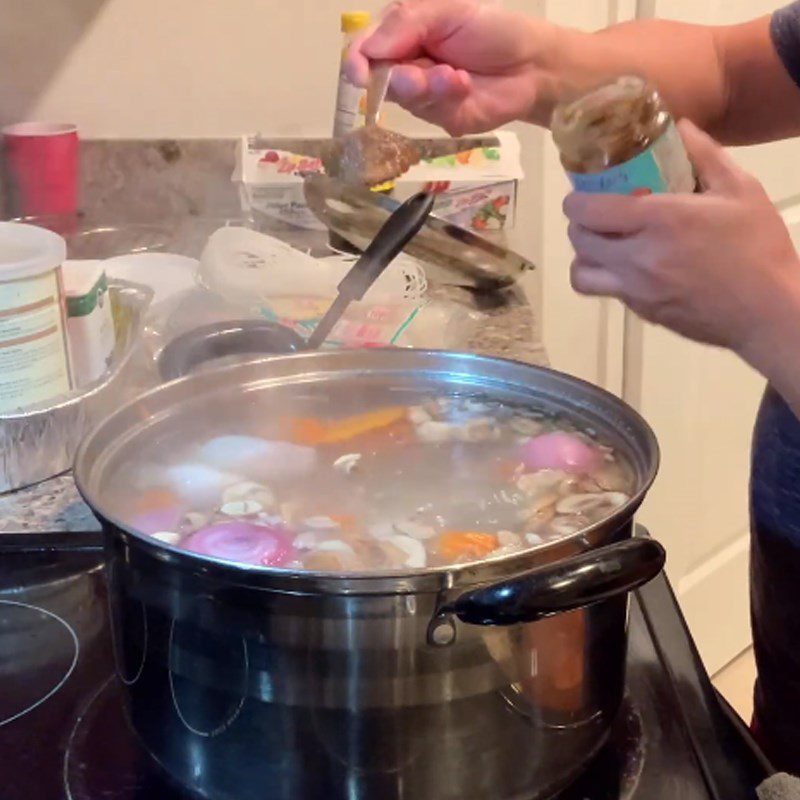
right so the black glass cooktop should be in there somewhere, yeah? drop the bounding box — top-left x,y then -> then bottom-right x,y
0,531 -> 771,800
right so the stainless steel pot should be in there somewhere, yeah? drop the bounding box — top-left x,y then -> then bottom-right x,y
74,349 -> 663,800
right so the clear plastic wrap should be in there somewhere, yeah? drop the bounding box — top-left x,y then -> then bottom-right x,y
106,226 -> 487,389
192,226 -> 482,350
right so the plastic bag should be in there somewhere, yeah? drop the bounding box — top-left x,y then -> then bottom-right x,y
128,229 -> 486,384
197,226 -> 430,348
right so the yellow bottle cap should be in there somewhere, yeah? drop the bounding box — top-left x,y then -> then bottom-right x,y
341,11 -> 371,34
371,181 -> 395,193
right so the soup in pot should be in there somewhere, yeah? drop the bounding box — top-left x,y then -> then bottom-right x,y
104,386 -> 636,572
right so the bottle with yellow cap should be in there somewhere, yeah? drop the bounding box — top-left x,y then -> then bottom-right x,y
330,11 -> 395,253
333,11 -> 372,139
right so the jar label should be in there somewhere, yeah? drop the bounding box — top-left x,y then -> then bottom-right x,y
332,75 -> 367,138
566,122 -> 695,195
0,270 -> 70,413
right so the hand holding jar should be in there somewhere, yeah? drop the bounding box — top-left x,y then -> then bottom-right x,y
564,119 -> 800,367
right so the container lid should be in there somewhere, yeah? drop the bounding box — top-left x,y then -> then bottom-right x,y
341,10 -> 370,33
0,222 -> 66,281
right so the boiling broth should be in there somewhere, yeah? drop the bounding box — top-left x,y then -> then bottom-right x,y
104,384 -> 636,572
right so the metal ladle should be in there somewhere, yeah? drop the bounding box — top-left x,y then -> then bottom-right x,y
328,61 -> 427,187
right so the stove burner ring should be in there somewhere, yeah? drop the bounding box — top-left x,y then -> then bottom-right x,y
0,599 -> 79,728
64,675 -> 188,800
60,676 -> 649,800
63,676 -> 113,800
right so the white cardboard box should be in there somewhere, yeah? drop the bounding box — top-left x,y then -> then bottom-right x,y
233,130 -> 523,234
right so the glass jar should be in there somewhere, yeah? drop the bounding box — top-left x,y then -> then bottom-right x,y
551,75 -> 696,195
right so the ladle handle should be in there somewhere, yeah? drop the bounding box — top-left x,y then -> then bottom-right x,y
304,192 -> 433,350
366,61 -> 392,127
337,192 -> 435,302
442,538 -> 666,626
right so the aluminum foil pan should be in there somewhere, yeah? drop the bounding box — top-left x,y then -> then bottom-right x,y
0,280 -> 154,493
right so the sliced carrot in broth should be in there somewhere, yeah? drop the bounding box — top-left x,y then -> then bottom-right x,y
288,417 -> 328,446
287,407 -> 408,446
438,531 -> 499,561
327,513 -> 357,529
134,488 -> 180,514
349,418 -> 416,451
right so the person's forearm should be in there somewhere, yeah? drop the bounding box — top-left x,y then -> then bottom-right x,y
536,16 -> 800,146
740,272 -> 800,419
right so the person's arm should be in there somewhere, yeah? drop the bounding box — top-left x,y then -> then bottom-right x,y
563,120 -> 800,418
553,15 -> 800,145
349,0 -> 800,145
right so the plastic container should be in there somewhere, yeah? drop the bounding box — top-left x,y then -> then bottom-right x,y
197,225 -> 432,347
62,260 -> 116,388
332,11 -> 371,139
551,75 -> 696,195
331,11 -> 373,254
0,222 -> 71,413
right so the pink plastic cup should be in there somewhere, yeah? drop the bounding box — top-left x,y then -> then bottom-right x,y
2,122 -> 79,220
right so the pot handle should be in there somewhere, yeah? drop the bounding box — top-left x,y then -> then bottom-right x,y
158,320 -> 306,382
441,538 -> 666,626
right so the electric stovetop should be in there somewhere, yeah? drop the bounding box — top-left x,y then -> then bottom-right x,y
0,531 -> 772,800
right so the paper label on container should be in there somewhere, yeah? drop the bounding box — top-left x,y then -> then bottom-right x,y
333,74 -> 367,138
0,270 -> 70,413
567,123 -> 695,195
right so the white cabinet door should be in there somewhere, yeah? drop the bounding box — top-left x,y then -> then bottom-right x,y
505,0 -> 626,392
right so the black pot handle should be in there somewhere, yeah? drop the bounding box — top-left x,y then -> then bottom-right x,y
158,319 -> 306,382
441,538 -> 666,626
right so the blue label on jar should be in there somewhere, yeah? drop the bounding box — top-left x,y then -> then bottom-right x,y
568,146 -> 667,195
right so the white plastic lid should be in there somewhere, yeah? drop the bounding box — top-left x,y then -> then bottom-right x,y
61,259 -> 105,297
103,252 -> 198,304
199,226 -> 427,304
0,222 -> 67,281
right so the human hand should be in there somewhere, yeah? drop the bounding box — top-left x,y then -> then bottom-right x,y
564,119 -> 800,358
345,0 -> 565,135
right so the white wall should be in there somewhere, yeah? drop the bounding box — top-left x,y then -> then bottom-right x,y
2,0 -> 385,138
0,0 -> 535,140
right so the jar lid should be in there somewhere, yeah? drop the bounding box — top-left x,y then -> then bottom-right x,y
0,222 -> 66,281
